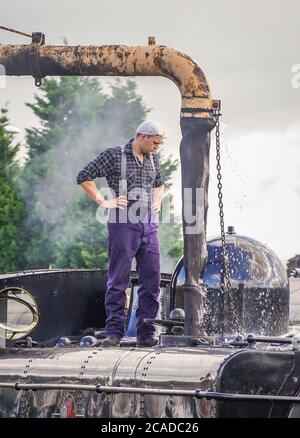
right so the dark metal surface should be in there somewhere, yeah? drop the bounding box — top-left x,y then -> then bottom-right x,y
290,268 -> 300,278
1,382 -> 300,404
0,345 -> 230,418
172,232 -> 289,336
215,349 -> 300,418
1,343 -> 299,418
0,269 -> 106,342
179,118 -> 215,337
0,269 -> 171,343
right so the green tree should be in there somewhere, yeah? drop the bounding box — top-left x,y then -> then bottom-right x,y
20,77 -> 109,269
0,107 -> 25,273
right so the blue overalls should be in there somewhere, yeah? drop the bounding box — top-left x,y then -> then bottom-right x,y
104,148 -> 160,341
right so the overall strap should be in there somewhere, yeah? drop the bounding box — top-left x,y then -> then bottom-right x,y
149,153 -> 156,176
121,146 -> 127,180
120,146 -> 127,196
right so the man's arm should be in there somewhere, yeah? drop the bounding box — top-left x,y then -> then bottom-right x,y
153,184 -> 164,213
152,153 -> 165,213
80,180 -> 128,210
77,148 -> 128,209
80,180 -> 106,205
76,148 -> 115,185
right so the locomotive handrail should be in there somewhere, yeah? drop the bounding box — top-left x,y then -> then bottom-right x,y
0,382 -> 300,403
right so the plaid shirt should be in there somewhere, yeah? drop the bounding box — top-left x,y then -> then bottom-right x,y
76,139 -> 164,205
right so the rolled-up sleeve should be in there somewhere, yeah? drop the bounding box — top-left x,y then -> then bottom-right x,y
153,153 -> 164,188
76,148 -> 116,184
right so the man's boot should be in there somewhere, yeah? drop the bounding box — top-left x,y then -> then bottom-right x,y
99,336 -> 121,347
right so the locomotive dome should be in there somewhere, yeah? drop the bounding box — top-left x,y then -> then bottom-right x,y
171,226 -> 289,337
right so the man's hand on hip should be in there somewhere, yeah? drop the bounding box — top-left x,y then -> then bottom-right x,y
98,196 -> 128,209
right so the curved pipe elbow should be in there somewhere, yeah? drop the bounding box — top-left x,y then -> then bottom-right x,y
0,43 -> 214,117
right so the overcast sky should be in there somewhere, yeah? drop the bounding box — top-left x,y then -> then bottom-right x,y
1,0 -> 299,263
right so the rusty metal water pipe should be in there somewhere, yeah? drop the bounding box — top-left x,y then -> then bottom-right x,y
0,35 -> 217,337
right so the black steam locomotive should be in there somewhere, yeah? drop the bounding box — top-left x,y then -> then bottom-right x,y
0,227 -> 297,419
0,34 -> 298,419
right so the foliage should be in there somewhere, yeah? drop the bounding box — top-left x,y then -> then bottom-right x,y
0,107 -> 26,273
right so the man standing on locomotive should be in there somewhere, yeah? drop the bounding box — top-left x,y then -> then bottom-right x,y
76,120 -> 165,346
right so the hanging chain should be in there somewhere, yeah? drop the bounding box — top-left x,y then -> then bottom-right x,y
213,109 -> 243,336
